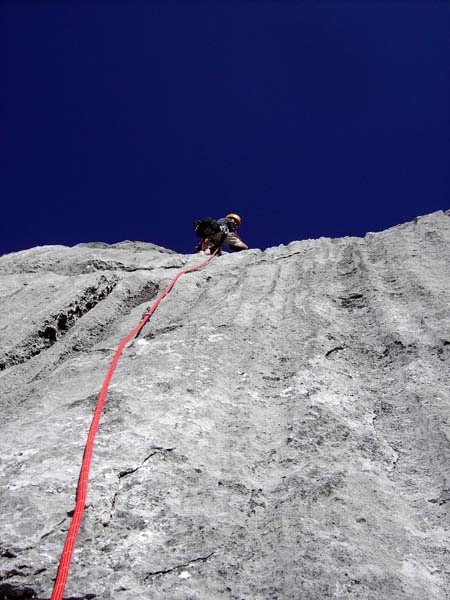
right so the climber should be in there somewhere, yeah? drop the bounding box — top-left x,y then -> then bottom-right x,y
194,213 -> 248,255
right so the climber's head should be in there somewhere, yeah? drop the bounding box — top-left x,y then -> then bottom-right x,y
226,213 -> 241,227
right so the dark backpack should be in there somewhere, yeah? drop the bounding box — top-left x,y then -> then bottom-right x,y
193,217 -> 221,239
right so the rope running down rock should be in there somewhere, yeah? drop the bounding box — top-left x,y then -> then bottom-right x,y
50,252 -> 218,600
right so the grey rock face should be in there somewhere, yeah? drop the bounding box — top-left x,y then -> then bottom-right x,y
0,213 -> 449,599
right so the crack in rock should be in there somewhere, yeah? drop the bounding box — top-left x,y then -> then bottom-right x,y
106,448 -> 175,524
274,250 -> 304,261
39,518 -> 67,541
254,249 -> 305,264
144,552 -> 215,580
325,345 -> 345,358
118,447 -> 175,479
142,323 -> 183,340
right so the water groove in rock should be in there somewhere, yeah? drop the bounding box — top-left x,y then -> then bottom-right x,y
0,276 -> 118,371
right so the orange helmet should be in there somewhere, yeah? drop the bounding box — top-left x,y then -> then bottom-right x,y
226,213 -> 241,226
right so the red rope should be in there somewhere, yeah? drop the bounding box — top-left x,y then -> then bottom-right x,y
50,252 -> 217,600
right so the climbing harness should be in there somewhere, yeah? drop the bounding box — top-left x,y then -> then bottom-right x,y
50,251 -> 218,600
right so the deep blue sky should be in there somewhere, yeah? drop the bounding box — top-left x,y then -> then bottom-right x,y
2,1 -> 449,255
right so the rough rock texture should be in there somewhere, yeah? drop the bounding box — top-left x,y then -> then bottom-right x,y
0,213 -> 449,600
